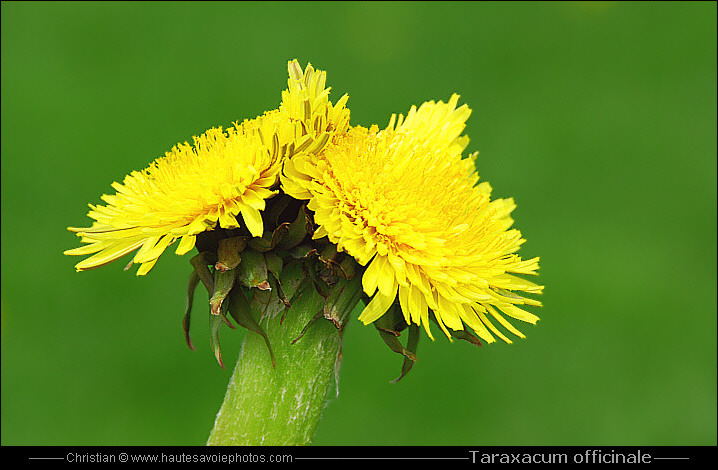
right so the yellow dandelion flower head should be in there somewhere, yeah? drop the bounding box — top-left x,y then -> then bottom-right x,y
282,94 -> 543,343
66,60 -> 349,275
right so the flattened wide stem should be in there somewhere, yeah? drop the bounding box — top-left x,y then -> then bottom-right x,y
207,283 -> 342,446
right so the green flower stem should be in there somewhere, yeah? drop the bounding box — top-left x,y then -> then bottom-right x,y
207,282 -> 342,446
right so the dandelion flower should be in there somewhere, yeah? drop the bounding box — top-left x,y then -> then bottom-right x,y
66,60 -> 349,275
282,94 -> 543,343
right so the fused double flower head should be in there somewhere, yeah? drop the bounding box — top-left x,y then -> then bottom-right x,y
66,60 -> 542,378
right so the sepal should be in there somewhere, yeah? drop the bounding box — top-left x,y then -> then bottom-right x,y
374,305 -> 417,362
374,304 -> 420,382
190,252 -> 216,292
448,328 -> 482,347
323,275 -> 363,330
276,205 -> 313,250
227,287 -> 276,368
215,236 -> 247,272
247,225 -> 289,253
209,309 -> 226,368
182,270 -> 200,350
210,268 -> 236,318
236,249 -> 270,291
392,324 -> 420,383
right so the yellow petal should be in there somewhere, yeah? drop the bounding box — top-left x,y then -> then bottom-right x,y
136,257 -> 159,276
357,289 -> 397,325
175,234 -> 196,255
74,239 -> 145,271
240,206 -> 263,237
478,310 -> 512,344
361,254 -> 385,296
134,234 -> 173,264
64,241 -> 112,256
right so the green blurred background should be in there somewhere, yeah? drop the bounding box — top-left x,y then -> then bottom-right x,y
2,1 -> 715,446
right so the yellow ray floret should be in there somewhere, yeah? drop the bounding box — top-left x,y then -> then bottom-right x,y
282,94 -> 542,342
66,60 -> 350,275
